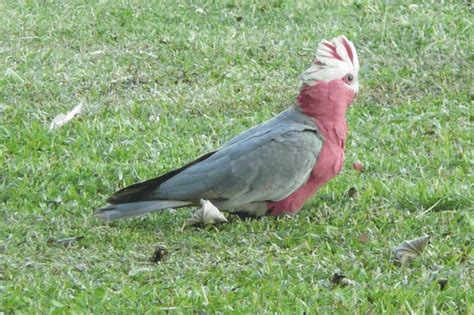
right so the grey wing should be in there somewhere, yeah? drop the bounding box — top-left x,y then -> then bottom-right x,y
219,107 -> 316,149
155,129 -> 322,205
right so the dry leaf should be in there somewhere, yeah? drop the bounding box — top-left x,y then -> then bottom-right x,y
344,187 -> 358,198
128,267 -> 154,276
331,273 -> 357,287
359,233 -> 369,244
352,161 -> 364,172
49,102 -> 83,131
151,245 -> 168,263
185,199 -> 228,227
393,235 -> 430,263
47,236 -> 84,247
438,279 -> 448,291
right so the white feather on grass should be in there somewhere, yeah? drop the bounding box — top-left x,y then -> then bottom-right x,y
185,199 -> 228,227
49,102 -> 83,131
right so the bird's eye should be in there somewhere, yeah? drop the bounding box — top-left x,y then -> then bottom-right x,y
347,74 -> 354,82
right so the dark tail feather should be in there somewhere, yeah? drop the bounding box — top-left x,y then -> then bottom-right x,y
107,152 -> 215,204
94,200 -> 191,221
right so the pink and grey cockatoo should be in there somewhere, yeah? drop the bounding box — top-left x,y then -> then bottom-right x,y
95,35 -> 359,220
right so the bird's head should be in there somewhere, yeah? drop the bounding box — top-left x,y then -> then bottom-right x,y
297,35 -> 359,119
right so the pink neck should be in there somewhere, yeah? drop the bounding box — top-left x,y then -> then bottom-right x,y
296,80 -> 355,123
314,117 -> 348,148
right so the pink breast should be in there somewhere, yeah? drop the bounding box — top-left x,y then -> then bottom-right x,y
268,119 -> 346,216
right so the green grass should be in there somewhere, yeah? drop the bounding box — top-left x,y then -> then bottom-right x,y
1,0 -> 473,313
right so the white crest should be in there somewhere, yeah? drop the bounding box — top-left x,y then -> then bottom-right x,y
300,35 -> 359,88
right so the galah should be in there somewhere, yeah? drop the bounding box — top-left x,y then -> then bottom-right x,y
95,35 -> 359,221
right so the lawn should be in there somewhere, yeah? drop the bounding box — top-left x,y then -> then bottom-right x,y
0,0 -> 472,313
